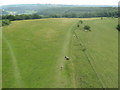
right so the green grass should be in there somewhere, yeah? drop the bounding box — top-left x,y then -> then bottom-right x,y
69,18 -> 118,88
2,18 -> 118,88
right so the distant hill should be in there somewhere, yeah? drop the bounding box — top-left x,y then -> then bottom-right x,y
1,4 -> 118,18
2,4 -> 116,14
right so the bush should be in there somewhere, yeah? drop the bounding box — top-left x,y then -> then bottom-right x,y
1,19 -> 11,26
101,17 -> 103,20
116,24 -> 120,31
2,14 -> 43,21
79,20 -> 83,24
84,25 -> 91,31
77,24 -> 80,27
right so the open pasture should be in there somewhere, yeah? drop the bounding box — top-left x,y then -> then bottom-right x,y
2,18 -> 118,88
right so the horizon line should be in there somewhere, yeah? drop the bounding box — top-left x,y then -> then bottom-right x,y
1,3 -> 118,6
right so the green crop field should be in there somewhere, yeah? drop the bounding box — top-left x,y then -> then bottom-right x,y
2,18 -> 118,88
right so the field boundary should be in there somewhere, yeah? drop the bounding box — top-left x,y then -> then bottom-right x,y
72,27 -> 105,88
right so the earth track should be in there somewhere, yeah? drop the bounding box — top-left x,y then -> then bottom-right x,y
55,21 -> 78,88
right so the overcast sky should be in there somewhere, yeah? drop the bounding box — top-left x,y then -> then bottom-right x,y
0,0 -> 119,5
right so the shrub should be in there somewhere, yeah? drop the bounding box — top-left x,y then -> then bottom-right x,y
101,17 -> 103,20
1,19 -> 11,26
84,25 -> 91,31
116,24 -> 120,31
77,24 -> 80,27
79,20 -> 83,24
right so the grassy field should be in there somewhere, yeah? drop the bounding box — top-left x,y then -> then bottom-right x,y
69,18 -> 118,88
2,18 -> 118,88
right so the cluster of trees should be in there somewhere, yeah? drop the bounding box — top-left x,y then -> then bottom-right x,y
48,12 -> 118,18
41,12 -> 118,18
37,7 -> 118,18
2,14 -> 42,21
0,19 -> 11,27
1,14 -> 43,26
76,20 -> 91,31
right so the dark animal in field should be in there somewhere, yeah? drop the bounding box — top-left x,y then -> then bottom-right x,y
65,56 -> 70,60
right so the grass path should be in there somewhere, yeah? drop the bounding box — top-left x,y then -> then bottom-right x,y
55,21 -> 78,88
3,35 -> 25,88
55,18 -> 100,88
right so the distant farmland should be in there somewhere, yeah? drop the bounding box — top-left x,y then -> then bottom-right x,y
2,18 -> 118,88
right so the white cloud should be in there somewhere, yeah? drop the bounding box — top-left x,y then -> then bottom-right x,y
0,0 -> 119,5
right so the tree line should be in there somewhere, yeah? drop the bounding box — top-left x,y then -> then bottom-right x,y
1,8 -> 118,21
1,14 -> 42,21
0,10 -> 118,26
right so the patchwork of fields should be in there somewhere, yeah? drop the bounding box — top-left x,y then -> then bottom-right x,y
2,18 -> 118,88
